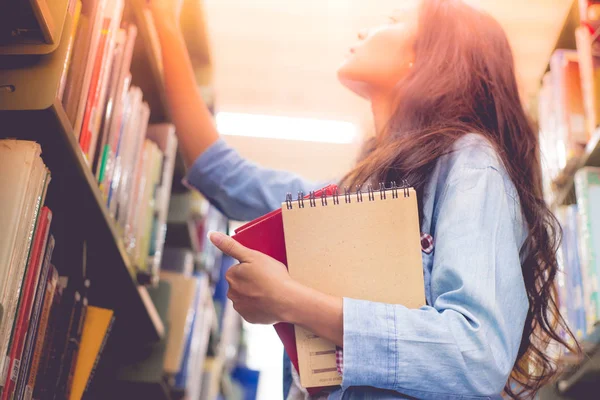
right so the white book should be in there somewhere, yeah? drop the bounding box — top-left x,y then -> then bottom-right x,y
72,0 -> 108,138
109,86 -> 142,219
63,0 -> 106,136
145,123 -> 178,275
159,271 -> 199,374
86,0 -> 125,164
0,140 -> 49,384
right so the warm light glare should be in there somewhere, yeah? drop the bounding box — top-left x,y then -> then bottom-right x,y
215,112 -> 358,144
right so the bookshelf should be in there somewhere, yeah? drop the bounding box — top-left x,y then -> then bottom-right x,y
0,0 -> 70,55
538,1 -> 600,398
0,0 -> 240,396
552,128 -> 600,208
543,1 -> 600,210
0,3 -> 163,342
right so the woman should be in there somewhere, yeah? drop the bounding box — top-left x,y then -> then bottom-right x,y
150,0 -> 576,398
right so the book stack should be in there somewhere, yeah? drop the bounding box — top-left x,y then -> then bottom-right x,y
0,140 -> 114,399
539,1 -> 600,207
551,167 -> 600,342
555,205 -> 588,343
55,0 -> 178,282
538,50 -> 589,203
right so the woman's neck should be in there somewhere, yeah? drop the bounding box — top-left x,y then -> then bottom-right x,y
370,92 -> 395,135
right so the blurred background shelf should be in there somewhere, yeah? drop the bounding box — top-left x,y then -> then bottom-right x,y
551,129 -> 600,208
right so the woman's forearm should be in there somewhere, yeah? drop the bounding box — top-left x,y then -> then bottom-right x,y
151,13 -> 219,166
283,280 -> 344,347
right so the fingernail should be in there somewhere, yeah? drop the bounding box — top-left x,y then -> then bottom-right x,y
207,231 -> 224,245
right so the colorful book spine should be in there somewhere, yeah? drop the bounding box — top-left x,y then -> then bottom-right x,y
79,11 -> 112,156
1,208 -> 53,400
574,167 -> 600,332
51,287 -> 85,400
82,312 -> 114,396
33,275 -> 64,400
57,0 -> 83,101
22,265 -> 58,400
14,242 -> 55,400
558,205 -> 588,341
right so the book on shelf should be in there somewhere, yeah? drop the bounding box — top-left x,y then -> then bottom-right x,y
78,0 -> 124,163
539,71 -> 561,203
21,265 -> 59,400
53,0 -> 175,279
127,140 -> 162,274
51,277 -> 88,400
95,25 -> 137,186
0,140 -> 50,392
173,272 -> 212,399
1,208 -> 52,400
556,206 -> 588,343
33,268 -> 65,400
161,247 -> 195,276
69,306 -> 115,400
57,0 -> 83,101
0,140 -> 111,398
574,167 -> 600,333
159,270 -> 199,375
145,124 -> 178,280
62,0 -> 107,137
13,237 -> 56,400
550,49 -> 588,164
575,25 -> 600,138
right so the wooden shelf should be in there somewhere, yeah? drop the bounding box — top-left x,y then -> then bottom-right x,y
0,7 -> 164,342
552,129 -> 600,208
0,0 -> 70,55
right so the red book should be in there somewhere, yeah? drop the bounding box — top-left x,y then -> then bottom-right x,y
232,184 -> 337,395
1,207 -> 52,400
79,16 -> 111,158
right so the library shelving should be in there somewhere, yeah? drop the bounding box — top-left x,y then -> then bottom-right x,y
552,128 -> 600,207
0,0 -> 164,343
539,0 -> 600,398
0,0 -> 219,397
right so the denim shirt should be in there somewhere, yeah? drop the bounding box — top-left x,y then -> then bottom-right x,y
185,133 -> 529,400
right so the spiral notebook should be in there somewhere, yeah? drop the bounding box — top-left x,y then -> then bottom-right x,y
281,184 -> 425,388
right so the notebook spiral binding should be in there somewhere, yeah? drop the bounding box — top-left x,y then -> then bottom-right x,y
285,180 -> 410,210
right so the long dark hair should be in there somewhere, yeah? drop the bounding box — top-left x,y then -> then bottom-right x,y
343,0 -> 578,398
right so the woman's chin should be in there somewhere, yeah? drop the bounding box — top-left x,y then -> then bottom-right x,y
337,74 -> 372,100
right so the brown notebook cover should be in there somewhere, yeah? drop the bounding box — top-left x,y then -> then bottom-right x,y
281,186 -> 425,388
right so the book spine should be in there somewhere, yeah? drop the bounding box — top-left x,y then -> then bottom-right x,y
574,169 -> 600,332
71,0 -> 108,138
98,24 -> 137,190
57,0 -> 83,101
64,297 -> 88,399
33,278 -> 64,400
87,0 -> 125,165
0,169 -> 49,390
52,290 -> 84,400
14,238 -> 55,400
82,315 -> 115,395
79,15 -> 111,157
0,209 -> 53,400
22,266 -> 58,400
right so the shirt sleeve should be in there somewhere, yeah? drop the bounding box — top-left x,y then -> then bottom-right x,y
341,165 -> 529,399
184,139 -> 324,221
